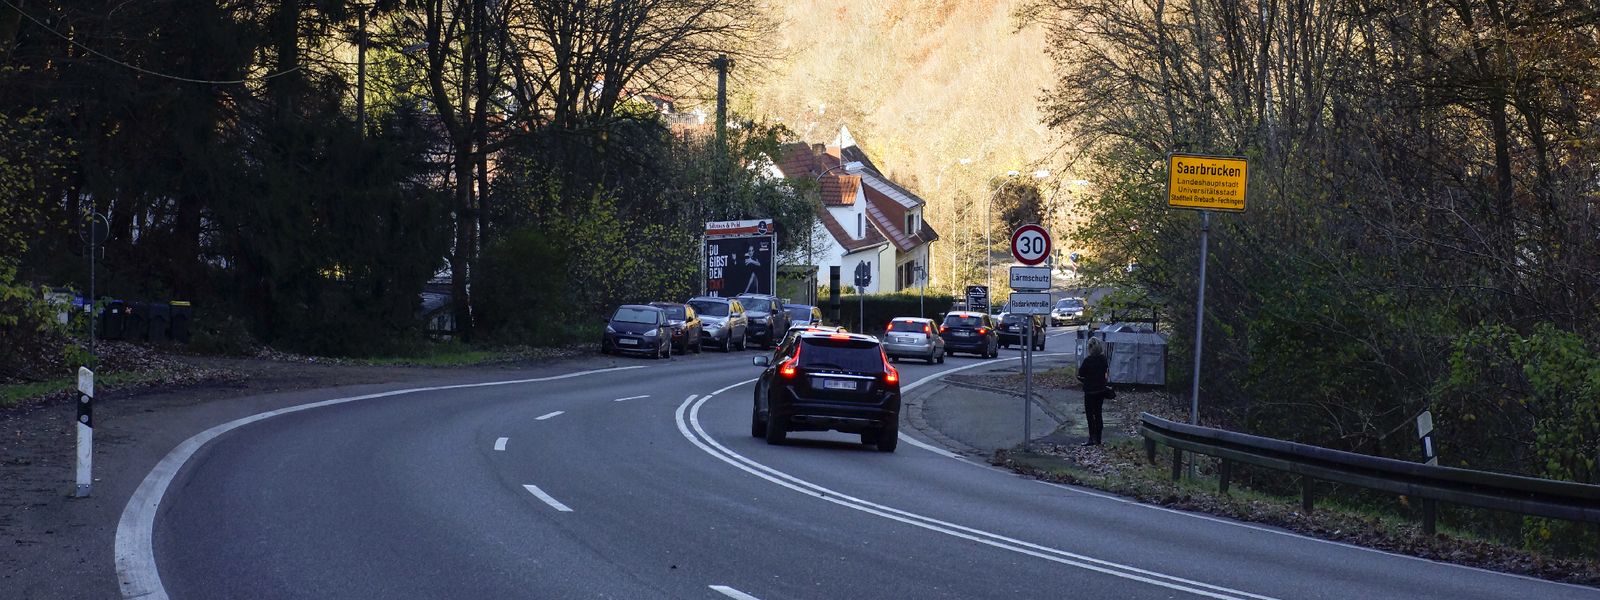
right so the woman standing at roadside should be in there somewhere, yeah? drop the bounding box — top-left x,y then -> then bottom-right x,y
1077,337 -> 1110,446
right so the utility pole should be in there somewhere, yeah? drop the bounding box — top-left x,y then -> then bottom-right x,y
356,4 -> 368,131
711,54 -> 732,148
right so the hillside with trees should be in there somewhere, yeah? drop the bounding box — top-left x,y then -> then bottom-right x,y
744,0 -> 1062,292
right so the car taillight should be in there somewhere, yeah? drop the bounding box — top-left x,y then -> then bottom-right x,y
881,350 -> 899,384
978,327 -> 990,336
780,344 -> 801,378
939,325 -> 948,334
923,324 -> 931,334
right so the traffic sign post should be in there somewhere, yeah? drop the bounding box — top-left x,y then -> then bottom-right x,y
1010,224 -> 1052,266
854,261 -> 872,331
1166,152 -> 1248,478
965,285 -> 989,314
1008,225 -> 1055,451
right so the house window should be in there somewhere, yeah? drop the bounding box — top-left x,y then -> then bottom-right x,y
856,213 -> 863,239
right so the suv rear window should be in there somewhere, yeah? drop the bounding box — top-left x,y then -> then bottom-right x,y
1002,314 -> 1031,324
798,338 -> 885,373
688,300 -> 728,317
786,306 -> 813,320
887,320 -> 928,333
943,314 -> 983,328
739,296 -> 774,313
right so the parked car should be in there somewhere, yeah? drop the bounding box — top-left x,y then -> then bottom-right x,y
599,305 -> 672,359
784,303 -> 824,328
882,317 -> 945,364
998,313 -> 1047,351
687,296 -> 748,352
750,330 -> 901,452
939,311 -> 999,358
650,301 -> 703,354
736,293 -> 789,349
1052,297 -> 1087,326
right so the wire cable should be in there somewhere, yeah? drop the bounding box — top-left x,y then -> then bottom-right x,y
1,0 -> 301,84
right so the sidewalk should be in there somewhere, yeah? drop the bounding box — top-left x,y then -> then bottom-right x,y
905,354 -> 1130,455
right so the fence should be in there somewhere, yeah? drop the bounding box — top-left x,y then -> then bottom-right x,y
1138,413 -> 1600,533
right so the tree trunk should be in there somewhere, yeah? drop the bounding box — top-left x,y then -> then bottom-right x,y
452,152 -> 475,342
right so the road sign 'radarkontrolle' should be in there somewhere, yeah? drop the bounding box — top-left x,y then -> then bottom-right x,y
1008,292 -> 1052,315
1167,153 -> 1248,212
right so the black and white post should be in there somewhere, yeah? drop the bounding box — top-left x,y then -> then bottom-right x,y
75,366 -> 93,497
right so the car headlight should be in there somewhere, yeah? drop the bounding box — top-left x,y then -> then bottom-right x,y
606,325 -> 616,333
752,316 -> 767,324
643,328 -> 658,337
704,322 -> 722,331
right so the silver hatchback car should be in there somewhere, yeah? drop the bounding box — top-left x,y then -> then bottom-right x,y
881,317 -> 946,364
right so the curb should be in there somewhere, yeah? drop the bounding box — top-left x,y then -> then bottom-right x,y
902,381 -> 984,457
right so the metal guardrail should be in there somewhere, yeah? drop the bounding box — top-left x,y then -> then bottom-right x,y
1138,413 -> 1600,533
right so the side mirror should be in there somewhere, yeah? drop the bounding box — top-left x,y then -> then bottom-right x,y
752,356 -> 770,367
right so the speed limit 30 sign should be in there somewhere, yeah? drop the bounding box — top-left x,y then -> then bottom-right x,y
1010,224 -> 1053,266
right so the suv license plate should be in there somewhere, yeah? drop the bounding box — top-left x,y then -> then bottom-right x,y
821,379 -> 856,391
954,331 -> 972,337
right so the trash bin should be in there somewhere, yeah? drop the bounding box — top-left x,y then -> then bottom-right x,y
146,302 -> 171,343
101,300 -> 128,340
168,301 -> 192,344
123,301 -> 150,342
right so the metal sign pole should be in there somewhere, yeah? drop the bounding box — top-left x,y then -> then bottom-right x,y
1190,210 -> 1209,427
1023,321 -> 1032,450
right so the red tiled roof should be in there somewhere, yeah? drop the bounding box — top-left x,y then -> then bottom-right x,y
776,143 -> 818,178
816,206 -> 888,252
819,175 -> 860,206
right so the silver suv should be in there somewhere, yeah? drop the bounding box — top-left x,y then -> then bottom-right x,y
687,296 -> 749,351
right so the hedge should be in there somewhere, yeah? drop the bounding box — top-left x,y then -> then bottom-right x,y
825,292 -> 957,334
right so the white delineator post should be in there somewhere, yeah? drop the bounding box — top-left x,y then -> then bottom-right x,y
76,366 -> 94,497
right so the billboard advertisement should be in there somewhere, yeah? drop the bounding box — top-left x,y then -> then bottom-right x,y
704,235 -> 774,297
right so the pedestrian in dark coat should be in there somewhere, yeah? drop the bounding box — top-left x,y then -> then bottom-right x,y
1077,337 -> 1110,446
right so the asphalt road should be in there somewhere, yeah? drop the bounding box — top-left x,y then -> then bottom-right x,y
128,335 -> 1598,600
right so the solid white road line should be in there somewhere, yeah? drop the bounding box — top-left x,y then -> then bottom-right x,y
676,390 -> 1278,600
114,365 -> 644,600
709,585 -> 762,600
613,394 -> 650,402
536,411 -> 564,421
523,484 -> 573,512
494,437 -> 508,451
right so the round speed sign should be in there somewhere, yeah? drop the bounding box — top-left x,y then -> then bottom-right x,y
1010,224 -> 1053,266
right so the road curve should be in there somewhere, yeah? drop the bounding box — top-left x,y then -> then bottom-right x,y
127,346 -> 1598,599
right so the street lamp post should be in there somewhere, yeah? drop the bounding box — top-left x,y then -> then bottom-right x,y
986,170 -> 1020,298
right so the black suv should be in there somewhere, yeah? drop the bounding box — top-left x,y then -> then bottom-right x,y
940,311 -> 999,358
736,293 -> 789,349
998,313 -> 1046,351
750,331 -> 901,452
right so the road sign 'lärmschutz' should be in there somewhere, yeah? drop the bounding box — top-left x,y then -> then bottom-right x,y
1167,153 -> 1247,212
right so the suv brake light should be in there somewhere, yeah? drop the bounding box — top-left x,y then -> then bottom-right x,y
780,344 -> 801,378
939,325 -> 948,334
881,349 -> 899,385
978,327 -> 990,336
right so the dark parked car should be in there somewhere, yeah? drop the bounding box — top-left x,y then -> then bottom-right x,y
998,313 -> 1047,351
687,296 -> 749,352
939,311 -> 998,358
750,330 -> 901,452
736,293 -> 789,349
784,303 -> 824,328
650,301 -> 703,353
600,305 -> 672,359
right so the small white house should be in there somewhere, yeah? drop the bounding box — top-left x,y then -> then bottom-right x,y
774,127 -> 938,295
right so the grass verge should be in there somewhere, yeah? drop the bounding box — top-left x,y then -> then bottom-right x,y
991,441 -> 1600,586
1,370 -> 177,409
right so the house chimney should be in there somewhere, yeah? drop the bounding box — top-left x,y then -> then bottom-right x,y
812,143 -> 826,155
